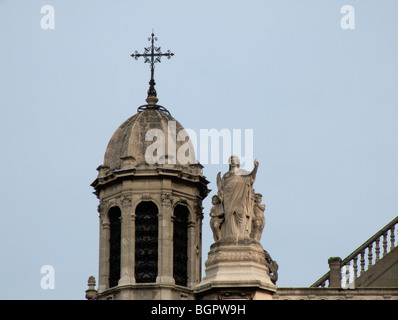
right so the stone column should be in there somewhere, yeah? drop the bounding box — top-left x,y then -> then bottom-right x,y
156,193 -> 175,285
130,195 -> 140,283
197,203 -> 204,285
187,219 -> 196,287
98,219 -> 110,292
118,194 -> 134,286
328,257 -> 342,288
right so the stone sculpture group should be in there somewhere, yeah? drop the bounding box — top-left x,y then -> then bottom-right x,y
210,155 -> 265,243
206,155 -> 278,286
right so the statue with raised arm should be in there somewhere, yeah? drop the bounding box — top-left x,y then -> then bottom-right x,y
215,155 -> 259,240
203,156 -> 277,294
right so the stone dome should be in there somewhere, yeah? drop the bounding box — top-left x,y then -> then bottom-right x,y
100,107 -> 199,175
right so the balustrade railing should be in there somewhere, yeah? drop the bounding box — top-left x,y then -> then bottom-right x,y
311,216 -> 398,288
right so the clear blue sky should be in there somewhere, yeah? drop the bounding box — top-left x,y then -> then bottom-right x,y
1,0 -> 397,299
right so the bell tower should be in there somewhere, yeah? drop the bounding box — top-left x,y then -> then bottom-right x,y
89,33 -> 209,300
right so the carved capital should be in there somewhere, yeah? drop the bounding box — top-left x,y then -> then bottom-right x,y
161,193 -> 173,207
122,193 -> 132,207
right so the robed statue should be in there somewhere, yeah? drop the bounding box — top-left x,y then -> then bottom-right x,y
205,156 -> 279,287
210,155 -> 266,242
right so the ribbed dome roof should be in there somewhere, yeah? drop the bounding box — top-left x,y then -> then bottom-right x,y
103,108 -> 197,173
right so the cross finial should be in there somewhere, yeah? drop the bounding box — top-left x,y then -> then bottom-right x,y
131,32 -> 174,105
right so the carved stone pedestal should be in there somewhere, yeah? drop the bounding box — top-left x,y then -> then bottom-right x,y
195,239 -> 277,300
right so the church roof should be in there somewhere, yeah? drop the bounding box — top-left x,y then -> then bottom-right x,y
102,107 -> 198,173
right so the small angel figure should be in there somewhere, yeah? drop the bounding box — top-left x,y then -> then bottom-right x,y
251,193 -> 265,242
209,195 -> 225,242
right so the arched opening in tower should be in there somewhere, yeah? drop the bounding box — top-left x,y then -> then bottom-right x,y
135,201 -> 159,283
173,205 -> 189,286
108,206 -> 121,288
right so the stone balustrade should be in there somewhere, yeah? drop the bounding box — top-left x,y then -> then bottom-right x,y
311,216 -> 398,288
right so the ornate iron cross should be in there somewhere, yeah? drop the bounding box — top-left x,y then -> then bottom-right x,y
131,32 -> 174,99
